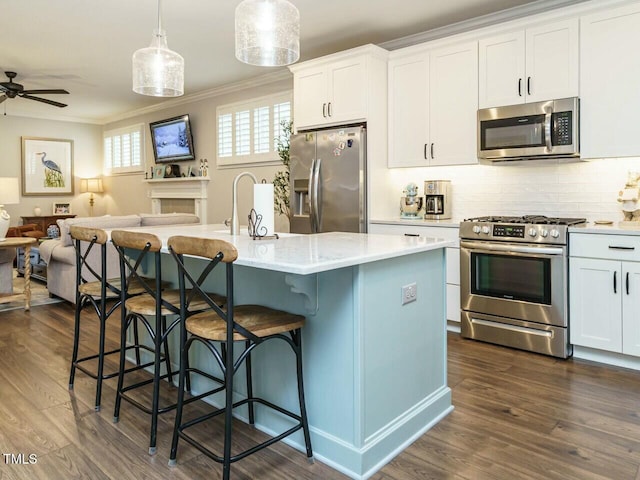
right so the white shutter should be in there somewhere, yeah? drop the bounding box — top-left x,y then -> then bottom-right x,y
273,101 -> 291,149
235,110 -> 251,156
103,124 -> 144,174
216,91 -> 291,166
218,113 -> 232,157
254,106 -> 270,154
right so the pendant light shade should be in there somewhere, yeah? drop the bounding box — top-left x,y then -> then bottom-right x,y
235,0 -> 300,67
132,0 -> 184,97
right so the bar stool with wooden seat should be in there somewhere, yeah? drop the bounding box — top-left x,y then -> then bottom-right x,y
68,226 -> 152,412
167,235 -> 313,480
110,229 -> 225,455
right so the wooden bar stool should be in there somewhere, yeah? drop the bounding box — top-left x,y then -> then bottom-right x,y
68,226 -> 151,412
110,230 -> 225,455
166,235 -> 313,480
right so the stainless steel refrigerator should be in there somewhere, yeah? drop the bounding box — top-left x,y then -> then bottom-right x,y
289,125 -> 366,234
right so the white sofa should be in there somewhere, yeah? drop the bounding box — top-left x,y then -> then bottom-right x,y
39,213 -> 200,303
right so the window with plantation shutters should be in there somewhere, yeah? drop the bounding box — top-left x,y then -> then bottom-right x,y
216,91 -> 291,167
103,124 -> 144,174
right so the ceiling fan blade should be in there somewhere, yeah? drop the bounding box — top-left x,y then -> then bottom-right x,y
20,94 -> 67,108
0,94 -> 6,104
21,89 -> 69,95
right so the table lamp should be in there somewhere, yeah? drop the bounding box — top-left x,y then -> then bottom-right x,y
80,177 -> 104,216
0,177 -> 20,241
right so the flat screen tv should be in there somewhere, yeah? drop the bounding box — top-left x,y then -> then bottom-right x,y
149,114 -> 195,163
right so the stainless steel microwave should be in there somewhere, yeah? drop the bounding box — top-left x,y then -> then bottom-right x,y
478,97 -> 579,162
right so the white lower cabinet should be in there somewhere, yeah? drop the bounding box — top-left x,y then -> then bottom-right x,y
369,223 -> 460,323
570,233 -> 640,356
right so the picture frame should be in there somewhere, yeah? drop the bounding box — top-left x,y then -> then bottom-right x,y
149,114 -> 195,163
153,166 -> 165,179
53,202 -> 71,215
21,137 -> 74,196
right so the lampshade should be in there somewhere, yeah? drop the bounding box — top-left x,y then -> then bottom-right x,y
132,0 -> 184,97
235,0 -> 300,67
0,177 -> 19,205
80,177 -> 104,194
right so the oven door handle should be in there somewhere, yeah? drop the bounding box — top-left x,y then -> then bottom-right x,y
460,240 -> 565,256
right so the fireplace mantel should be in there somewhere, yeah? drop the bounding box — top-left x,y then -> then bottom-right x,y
144,177 -> 210,222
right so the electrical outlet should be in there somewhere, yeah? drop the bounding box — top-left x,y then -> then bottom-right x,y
401,282 -> 417,305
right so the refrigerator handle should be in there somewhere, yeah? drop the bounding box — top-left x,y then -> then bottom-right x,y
308,158 -> 317,232
311,158 -> 322,232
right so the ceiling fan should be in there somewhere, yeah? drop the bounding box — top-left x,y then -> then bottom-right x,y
0,71 -> 69,108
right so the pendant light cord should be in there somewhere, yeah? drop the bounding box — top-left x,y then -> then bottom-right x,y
157,0 -> 163,34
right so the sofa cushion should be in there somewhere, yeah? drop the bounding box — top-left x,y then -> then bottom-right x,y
59,215 -> 142,247
139,213 -> 200,226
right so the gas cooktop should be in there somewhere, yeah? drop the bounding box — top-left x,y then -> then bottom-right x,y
463,215 -> 586,226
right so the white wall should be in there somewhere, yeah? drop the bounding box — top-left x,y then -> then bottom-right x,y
372,157 -> 640,223
104,77 -> 292,230
0,115 -> 103,226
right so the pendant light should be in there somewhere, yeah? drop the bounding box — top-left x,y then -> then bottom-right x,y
132,0 -> 184,97
235,0 -> 300,67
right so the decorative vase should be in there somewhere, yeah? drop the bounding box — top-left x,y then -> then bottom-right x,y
47,224 -> 60,238
33,206 -> 42,216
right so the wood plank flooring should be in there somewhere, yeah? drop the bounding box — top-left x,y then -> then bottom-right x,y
1,303 -> 640,479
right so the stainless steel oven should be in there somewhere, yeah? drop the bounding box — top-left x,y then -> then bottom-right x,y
460,216 -> 586,358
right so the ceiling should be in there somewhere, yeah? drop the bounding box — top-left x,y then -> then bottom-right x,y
0,0 -> 577,124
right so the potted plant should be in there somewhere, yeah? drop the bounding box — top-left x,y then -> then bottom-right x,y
273,120 -> 292,221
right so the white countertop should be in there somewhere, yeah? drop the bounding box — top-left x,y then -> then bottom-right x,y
112,224 -> 454,275
370,217 -> 461,228
570,222 -> 640,236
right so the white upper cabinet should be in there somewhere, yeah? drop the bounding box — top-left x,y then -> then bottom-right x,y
430,42 -> 478,166
388,52 -> 430,168
388,41 -> 478,168
580,3 -> 640,159
290,45 -> 387,130
479,19 -> 578,108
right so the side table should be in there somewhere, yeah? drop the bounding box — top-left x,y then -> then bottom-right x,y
0,237 -> 37,311
21,214 -> 76,238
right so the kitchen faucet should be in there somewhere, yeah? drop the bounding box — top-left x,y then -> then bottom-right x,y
230,171 -> 258,235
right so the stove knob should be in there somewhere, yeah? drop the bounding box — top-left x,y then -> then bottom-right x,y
481,226 -> 490,234
540,229 -> 549,238
528,228 -> 538,238
550,229 -> 560,238
472,225 -> 481,234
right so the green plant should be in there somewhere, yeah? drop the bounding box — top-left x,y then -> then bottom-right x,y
273,120 -> 292,217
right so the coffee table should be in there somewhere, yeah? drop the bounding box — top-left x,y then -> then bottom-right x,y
0,237 -> 37,310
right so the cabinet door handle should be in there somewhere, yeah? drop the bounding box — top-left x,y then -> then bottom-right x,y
404,233 -> 419,237
430,143 -> 434,159
614,271 -> 617,294
328,102 -> 332,117
626,271 -> 630,295
424,144 -> 428,160
322,103 -> 327,118
608,245 -> 635,250
518,78 -> 522,97
527,76 -> 531,96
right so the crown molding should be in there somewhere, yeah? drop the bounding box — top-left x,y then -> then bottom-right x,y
381,0 -> 589,50
101,69 -> 292,125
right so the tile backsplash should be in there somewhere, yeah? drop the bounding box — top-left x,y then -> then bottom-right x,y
380,157 -> 640,222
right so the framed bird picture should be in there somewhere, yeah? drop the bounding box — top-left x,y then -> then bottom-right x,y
21,137 -> 74,196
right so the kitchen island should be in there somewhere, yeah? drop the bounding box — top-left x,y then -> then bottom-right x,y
115,225 -> 454,479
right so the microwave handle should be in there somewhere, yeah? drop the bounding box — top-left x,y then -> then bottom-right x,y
544,111 -> 552,152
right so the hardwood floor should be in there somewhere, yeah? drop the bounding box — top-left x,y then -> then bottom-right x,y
2,303 -> 640,479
